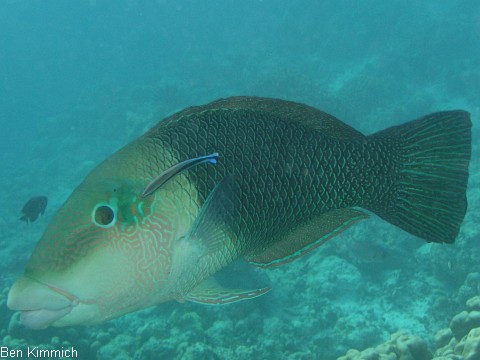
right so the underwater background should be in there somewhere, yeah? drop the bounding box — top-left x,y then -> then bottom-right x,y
1,0 -> 479,359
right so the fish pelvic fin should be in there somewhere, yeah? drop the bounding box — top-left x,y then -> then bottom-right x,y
369,110 -> 471,243
184,277 -> 270,304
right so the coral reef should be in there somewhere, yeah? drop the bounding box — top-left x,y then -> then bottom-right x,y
434,296 -> 480,360
338,296 -> 480,360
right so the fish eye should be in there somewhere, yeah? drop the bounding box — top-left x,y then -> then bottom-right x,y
92,203 -> 116,228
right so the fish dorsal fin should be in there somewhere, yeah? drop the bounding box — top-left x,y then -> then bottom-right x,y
157,97 -> 364,141
184,277 -> 270,304
245,208 -> 369,268
186,176 -> 236,253
204,97 -> 365,141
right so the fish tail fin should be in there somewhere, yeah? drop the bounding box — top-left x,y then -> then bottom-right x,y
368,110 -> 471,243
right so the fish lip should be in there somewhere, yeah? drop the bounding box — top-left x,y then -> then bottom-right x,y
7,276 -> 81,329
42,282 -> 80,305
19,306 -> 74,330
7,276 -> 80,312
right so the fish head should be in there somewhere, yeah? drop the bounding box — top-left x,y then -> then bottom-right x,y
8,151 -> 197,329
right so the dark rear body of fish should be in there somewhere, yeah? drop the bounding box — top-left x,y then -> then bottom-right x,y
143,97 -> 471,266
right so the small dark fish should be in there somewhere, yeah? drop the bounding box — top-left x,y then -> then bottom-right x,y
20,196 -> 48,223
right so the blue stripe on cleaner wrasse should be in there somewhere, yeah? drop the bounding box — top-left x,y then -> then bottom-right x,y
7,96 -> 471,329
142,152 -> 219,197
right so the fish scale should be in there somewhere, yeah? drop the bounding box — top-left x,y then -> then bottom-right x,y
148,105 -> 374,257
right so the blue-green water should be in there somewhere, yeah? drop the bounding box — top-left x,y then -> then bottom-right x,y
1,1 -> 479,359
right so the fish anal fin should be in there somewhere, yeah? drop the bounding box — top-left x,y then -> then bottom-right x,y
246,208 -> 368,268
185,277 -> 270,305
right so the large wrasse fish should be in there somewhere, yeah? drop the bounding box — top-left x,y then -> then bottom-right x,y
7,96 -> 471,329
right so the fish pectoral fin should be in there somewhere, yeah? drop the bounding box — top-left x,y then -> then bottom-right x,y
184,277 -> 270,304
186,175 -> 236,253
245,208 -> 369,268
